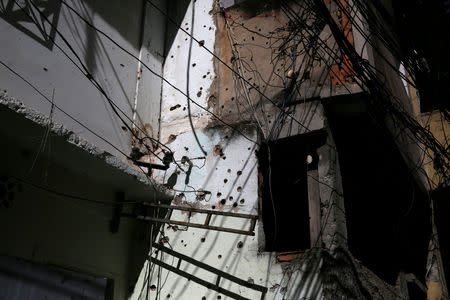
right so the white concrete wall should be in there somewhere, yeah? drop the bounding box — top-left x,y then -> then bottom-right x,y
130,1 -> 324,299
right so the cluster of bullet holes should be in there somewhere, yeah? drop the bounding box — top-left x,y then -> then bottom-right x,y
0,176 -> 22,208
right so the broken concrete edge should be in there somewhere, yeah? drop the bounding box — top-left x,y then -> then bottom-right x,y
0,90 -> 171,197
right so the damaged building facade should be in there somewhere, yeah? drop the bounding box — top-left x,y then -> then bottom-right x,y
0,0 -> 449,299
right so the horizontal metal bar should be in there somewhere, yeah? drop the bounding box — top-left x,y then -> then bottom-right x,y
122,214 -> 255,236
153,243 -> 268,294
141,202 -> 258,219
134,161 -> 169,170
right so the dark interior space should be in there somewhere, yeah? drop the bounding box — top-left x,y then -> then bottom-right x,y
432,186 -> 450,288
323,94 -> 431,284
407,282 -> 427,300
391,0 -> 450,113
257,130 -> 326,252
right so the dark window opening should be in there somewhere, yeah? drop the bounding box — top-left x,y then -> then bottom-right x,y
257,131 -> 326,252
324,94 -> 431,284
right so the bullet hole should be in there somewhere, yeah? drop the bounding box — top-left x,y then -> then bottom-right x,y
201,237 -> 206,242
225,88 -> 228,91
214,144 -> 224,157
233,202 -> 238,207
177,45 -> 180,48
248,147 -> 251,150
43,67 -> 48,72
185,147 -> 189,151
224,179 -> 228,183
258,28 -> 261,31
222,156 -> 226,160
247,277 -> 254,284
170,104 -> 181,111
237,241 -> 244,248
243,39 -> 246,42
150,285 -> 157,291
121,126 -> 127,131
237,186 -> 242,192
202,297 -> 206,300
203,25 -> 206,28
252,36 -> 255,40
240,199 -> 245,204
203,75 -> 206,78
181,240 -> 184,243
207,71 -> 210,74
185,38 -> 188,41
218,255 -> 222,259
185,23 -> 188,25
200,87 -> 203,90
217,295 -> 222,299
229,196 -> 234,201
212,205 -> 216,209
224,135 -> 229,139
120,63 -> 124,67
186,28 -> 189,31
231,97 -> 234,101
171,55 -> 174,58
192,63 -> 196,67
209,27 -> 212,30
237,170 -> 242,176
197,91 -> 202,97
167,134 -> 177,143
220,199 -> 226,205
198,40 -> 205,46
227,169 -> 231,173
167,294 -> 171,298
221,105 -> 224,109
183,107 -> 186,111
217,192 -> 222,197
184,244 -> 187,247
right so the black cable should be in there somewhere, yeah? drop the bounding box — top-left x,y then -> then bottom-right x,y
57,0 -> 257,145
186,1 -> 207,155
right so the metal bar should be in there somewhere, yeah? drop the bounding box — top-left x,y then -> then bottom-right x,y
150,258 -> 251,300
122,213 -> 256,236
204,213 -> 212,226
141,202 -> 258,219
153,243 -> 268,294
249,218 -> 257,232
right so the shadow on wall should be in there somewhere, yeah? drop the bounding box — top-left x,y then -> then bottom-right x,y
0,0 -> 61,50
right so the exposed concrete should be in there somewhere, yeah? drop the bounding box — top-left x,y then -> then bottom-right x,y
317,129 -> 347,251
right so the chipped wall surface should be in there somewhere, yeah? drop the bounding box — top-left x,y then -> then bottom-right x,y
206,1 -> 366,140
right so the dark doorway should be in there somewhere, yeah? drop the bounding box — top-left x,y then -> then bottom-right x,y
257,130 -> 326,252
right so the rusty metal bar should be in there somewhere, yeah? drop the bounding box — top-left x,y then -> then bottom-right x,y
153,243 -> 267,295
141,202 -> 258,219
249,218 -> 257,232
204,213 -> 212,226
122,213 -> 256,236
150,258 -> 251,300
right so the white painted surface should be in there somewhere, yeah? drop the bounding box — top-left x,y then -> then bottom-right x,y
129,1 -> 326,299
